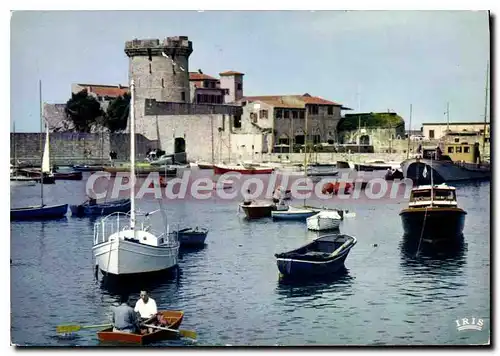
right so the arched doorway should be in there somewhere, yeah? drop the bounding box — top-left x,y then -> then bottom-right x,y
174,137 -> 186,153
359,135 -> 370,145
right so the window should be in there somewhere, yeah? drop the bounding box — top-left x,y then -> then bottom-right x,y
276,110 -> 283,118
197,94 -> 201,103
292,111 -> 298,119
308,105 -> 319,115
259,110 -> 268,119
455,146 -> 462,153
161,78 -> 164,88
429,130 -> 435,139
233,115 -> 242,128
237,83 -> 242,90
295,135 -> 305,145
284,111 -> 290,119
211,82 -> 216,89
313,135 -> 321,144
203,81 -> 208,88
181,92 -> 186,102
464,146 -> 470,153
149,63 -> 152,74
299,111 -> 305,119
278,137 -> 289,145
250,113 -> 258,123
327,106 -> 334,115
448,147 -> 454,153
454,138 -> 460,143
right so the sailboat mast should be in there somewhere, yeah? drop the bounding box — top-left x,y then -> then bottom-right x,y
430,152 -> 434,206
446,102 -> 450,133
39,79 -> 44,206
482,60 -> 489,159
13,121 -> 16,166
406,104 -> 412,159
130,80 -> 136,231
304,105 -> 308,173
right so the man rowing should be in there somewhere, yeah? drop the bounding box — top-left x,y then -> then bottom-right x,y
134,290 -> 158,320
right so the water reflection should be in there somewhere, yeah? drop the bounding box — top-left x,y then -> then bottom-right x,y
399,234 -> 467,274
275,267 -> 354,299
98,267 -> 180,298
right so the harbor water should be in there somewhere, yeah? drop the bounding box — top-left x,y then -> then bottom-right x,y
10,170 -> 490,346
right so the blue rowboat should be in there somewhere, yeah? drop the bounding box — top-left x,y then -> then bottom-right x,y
69,198 -> 131,217
271,207 -> 318,221
10,204 -> 68,221
173,227 -> 209,247
275,234 -> 357,278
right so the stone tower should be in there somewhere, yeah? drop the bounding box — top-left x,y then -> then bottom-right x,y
124,36 -> 193,124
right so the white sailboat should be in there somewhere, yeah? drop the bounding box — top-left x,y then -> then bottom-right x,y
92,80 -> 179,277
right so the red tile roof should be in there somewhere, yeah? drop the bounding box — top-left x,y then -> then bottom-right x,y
189,73 -> 218,81
243,94 -> 343,108
77,84 -> 129,98
219,71 -> 244,76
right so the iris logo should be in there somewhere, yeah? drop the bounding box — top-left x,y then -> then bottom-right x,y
455,317 -> 484,331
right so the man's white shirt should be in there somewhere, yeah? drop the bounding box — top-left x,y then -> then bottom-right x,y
134,298 -> 158,318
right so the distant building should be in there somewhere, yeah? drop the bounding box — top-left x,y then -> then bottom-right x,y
421,122 -> 490,140
239,94 -> 349,154
71,83 -> 129,110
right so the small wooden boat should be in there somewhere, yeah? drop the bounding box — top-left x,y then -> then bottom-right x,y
400,184 -> 466,242
69,198 -> 131,217
275,234 -> 357,278
197,162 -> 214,169
239,201 -> 276,219
214,164 -> 274,175
271,206 -> 317,221
97,310 -> 184,345
306,210 -> 342,231
72,164 -> 105,172
11,204 -> 68,220
306,167 -> 339,177
10,176 -> 37,186
53,170 -> 83,180
18,169 -> 56,184
174,227 -> 208,247
104,166 -> 177,177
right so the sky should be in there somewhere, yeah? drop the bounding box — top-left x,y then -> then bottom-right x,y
10,10 -> 490,132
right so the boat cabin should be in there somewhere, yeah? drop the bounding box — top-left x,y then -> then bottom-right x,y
408,184 -> 458,208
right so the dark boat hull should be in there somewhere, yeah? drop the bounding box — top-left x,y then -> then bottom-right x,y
11,204 -> 68,220
69,199 -> 131,216
400,207 -> 466,241
53,171 -> 83,180
240,204 -> 275,219
275,234 -> 357,278
175,228 -> 208,247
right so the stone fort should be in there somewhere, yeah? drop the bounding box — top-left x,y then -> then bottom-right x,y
125,36 -> 247,163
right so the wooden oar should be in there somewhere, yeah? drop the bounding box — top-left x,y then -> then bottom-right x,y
56,323 -> 112,333
142,323 -> 197,339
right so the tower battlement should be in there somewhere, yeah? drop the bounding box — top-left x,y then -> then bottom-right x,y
125,36 -> 193,57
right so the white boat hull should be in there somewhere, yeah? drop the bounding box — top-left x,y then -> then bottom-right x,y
307,214 -> 341,231
93,233 -> 179,276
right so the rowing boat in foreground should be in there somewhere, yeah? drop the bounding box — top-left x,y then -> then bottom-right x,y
97,310 -> 184,345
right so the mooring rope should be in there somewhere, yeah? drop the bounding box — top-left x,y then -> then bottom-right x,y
416,207 -> 429,257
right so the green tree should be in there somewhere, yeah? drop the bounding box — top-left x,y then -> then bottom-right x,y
64,90 -> 104,132
105,93 -> 130,133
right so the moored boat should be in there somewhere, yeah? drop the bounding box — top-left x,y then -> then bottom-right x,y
70,198 -> 131,217
272,206 -> 318,221
214,164 -> 274,175
173,227 -> 209,247
10,175 -> 37,187
97,310 -> 184,345
306,210 -> 342,231
92,80 -> 179,278
72,164 -> 105,172
239,201 -> 276,219
11,204 -> 68,220
53,170 -> 83,180
399,183 -> 466,242
275,234 -> 357,278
